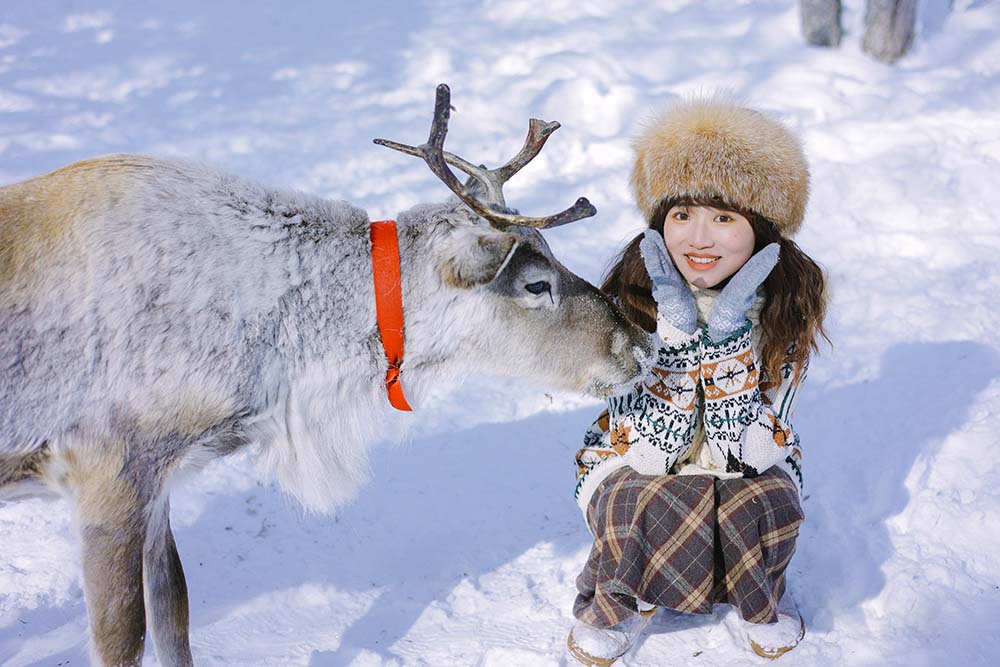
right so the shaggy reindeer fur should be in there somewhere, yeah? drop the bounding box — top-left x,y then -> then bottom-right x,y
0,154 -> 646,666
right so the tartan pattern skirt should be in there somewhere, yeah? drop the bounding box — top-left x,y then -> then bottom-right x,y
574,467 -> 803,628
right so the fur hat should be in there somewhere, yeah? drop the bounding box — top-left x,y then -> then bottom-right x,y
630,98 -> 809,237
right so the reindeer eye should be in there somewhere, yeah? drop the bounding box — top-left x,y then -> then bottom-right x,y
525,281 -> 550,295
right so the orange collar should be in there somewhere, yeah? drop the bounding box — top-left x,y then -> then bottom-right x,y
370,220 -> 413,411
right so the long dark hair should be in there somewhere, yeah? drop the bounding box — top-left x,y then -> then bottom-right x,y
602,196 -> 830,392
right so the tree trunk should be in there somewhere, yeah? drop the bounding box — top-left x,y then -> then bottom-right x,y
862,0 -> 918,63
800,0 -> 843,47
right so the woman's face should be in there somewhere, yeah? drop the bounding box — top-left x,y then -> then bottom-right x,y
661,204 -> 755,288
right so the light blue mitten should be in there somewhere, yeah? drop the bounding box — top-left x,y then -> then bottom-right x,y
639,229 -> 697,338
706,243 -> 780,342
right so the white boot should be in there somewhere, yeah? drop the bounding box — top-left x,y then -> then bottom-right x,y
567,607 -> 656,667
744,588 -> 805,659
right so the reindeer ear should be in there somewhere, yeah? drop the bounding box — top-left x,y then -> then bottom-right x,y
439,227 -> 518,289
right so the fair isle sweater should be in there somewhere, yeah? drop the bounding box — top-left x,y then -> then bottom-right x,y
573,285 -> 808,515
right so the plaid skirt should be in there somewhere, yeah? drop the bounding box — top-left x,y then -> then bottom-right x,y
574,467 -> 803,628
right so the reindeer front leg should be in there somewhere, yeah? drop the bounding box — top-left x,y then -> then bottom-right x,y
76,474 -> 149,667
144,496 -> 194,667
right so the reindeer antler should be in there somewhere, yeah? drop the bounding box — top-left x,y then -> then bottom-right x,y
373,83 -> 596,230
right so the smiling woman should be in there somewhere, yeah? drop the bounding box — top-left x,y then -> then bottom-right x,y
567,97 -> 829,666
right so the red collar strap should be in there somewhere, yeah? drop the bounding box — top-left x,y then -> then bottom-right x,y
370,220 -> 413,411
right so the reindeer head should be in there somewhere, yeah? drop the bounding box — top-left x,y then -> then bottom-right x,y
376,85 -> 650,395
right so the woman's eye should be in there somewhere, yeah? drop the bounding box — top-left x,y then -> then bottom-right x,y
525,281 -> 550,295
673,212 -> 688,221
715,215 -> 732,223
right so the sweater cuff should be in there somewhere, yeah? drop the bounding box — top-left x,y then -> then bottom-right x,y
700,319 -> 753,351
656,315 -> 700,347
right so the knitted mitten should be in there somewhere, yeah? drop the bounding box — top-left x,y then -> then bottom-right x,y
639,229 -> 697,342
706,243 -> 780,342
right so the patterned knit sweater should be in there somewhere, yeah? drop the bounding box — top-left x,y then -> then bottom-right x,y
573,285 -> 807,515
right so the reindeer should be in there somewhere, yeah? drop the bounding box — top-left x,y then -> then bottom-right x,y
0,84 -> 649,666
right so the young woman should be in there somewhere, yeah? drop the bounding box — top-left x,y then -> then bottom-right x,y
568,99 -> 829,665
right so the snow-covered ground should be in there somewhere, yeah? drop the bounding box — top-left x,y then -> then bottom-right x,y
2,0 -> 1000,665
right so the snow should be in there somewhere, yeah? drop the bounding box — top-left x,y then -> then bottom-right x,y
2,0 -> 1000,665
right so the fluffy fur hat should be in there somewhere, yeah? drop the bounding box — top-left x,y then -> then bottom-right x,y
630,98 -> 809,237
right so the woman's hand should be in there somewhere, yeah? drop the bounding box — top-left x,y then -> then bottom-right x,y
639,229 -> 697,337
706,243 -> 780,342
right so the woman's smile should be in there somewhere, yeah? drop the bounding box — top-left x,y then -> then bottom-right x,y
685,253 -> 722,271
